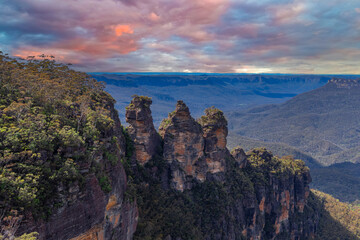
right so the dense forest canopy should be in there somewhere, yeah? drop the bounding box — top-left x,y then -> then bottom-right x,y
0,52 -> 119,221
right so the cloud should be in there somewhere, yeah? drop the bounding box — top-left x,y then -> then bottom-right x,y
0,0 -> 359,73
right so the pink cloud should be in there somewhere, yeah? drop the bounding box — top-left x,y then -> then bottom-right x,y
3,0 -> 360,73
7,0 -> 229,63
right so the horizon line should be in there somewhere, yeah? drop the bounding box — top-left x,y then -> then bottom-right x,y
88,72 -> 360,76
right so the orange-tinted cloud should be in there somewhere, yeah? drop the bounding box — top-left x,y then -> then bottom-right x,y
114,25 -> 134,36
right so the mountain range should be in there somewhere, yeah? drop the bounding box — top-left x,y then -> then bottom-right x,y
227,78 -> 360,166
92,73 -> 337,126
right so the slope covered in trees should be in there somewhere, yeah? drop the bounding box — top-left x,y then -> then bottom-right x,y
226,80 -> 360,166
311,190 -> 360,239
0,52 -> 134,238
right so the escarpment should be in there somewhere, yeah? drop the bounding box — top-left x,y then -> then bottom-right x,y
17,98 -> 138,240
0,54 -> 139,240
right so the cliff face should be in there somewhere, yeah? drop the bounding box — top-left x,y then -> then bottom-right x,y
158,101 -> 230,191
198,107 -> 229,176
241,149 -> 313,240
18,101 -> 138,240
128,98 -> 316,240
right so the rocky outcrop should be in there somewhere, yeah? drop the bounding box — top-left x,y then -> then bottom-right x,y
129,98 -> 316,239
231,147 -> 247,168
239,149 -> 313,240
156,102 -> 232,191
126,96 -> 161,165
198,107 -> 228,175
159,101 -> 205,191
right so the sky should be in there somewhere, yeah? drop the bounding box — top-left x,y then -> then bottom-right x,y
1,0 -> 360,74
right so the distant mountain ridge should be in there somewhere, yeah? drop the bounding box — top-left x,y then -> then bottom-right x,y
227,78 -> 360,166
93,73 -> 338,126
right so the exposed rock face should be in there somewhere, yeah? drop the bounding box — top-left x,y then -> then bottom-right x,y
18,101 -> 138,240
125,96 -> 161,165
159,101 -> 205,191
198,107 -> 228,174
231,147 -> 247,168
240,149 -> 313,240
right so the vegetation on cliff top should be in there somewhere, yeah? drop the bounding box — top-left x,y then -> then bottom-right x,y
0,53 -> 120,223
311,189 -> 360,239
197,106 -> 226,127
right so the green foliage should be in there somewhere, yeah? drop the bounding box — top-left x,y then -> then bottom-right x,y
312,190 -> 360,239
127,152 -> 257,239
126,95 -> 152,110
15,232 -> 39,240
245,148 -> 309,182
0,53 -> 118,219
98,176 -> 112,193
104,151 -> 118,166
198,106 -> 226,127
159,118 -> 172,129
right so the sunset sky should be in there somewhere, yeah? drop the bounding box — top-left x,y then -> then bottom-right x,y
1,0 -> 360,73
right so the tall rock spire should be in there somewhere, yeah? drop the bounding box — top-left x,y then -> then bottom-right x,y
125,95 -> 161,165
198,106 -> 228,174
159,100 -> 205,191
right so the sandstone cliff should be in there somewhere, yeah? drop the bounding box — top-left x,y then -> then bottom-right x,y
17,98 -> 138,240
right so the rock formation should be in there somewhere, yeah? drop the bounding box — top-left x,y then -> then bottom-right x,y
231,146 -> 248,168
159,100 -> 205,191
241,149 -> 313,240
125,95 -> 161,165
16,97 -> 316,240
198,106 -> 229,175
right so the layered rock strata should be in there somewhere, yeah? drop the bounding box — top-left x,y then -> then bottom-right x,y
198,107 -> 229,175
18,100 -> 138,240
159,101 -> 206,191
125,95 -> 161,165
